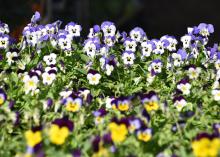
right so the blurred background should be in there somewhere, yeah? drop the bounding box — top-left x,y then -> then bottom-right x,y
0,0 -> 220,44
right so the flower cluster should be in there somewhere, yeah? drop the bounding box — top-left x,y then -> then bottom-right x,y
0,12 -> 219,157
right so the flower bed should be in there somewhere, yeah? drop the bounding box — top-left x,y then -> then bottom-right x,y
0,12 -> 220,157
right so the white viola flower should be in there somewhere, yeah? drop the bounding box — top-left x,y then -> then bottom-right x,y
190,46 -> 199,59
87,70 -> 101,85
99,46 -> 109,56
99,57 -> 106,69
123,38 -> 137,52
65,22 -> 82,37
212,89 -> 220,101
177,79 -> 191,95
181,35 -> 192,48
58,35 -> 72,50
173,96 -> 187,111
23,75 -> 39,94
152,40 -> 164,54
0,34 -> 9,49
59,90 -> 72,99
42,72 -> 56,85
122,51 -> 135,65
104,36 -> 115,47
43,53 -> 57,65
172,53 -> 182,67
141,41 -> 153,57
129,27 -> 146,42
106,64 -> 114,76
101,21 -> 116,37
0,21 -> 10,34
6,51 -> 18,65
17,60 -> 26,70
187,66 -> 201,79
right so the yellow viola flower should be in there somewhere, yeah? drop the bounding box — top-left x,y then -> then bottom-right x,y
64,97 -> 82,112
192,137 -> 220,157
137,128 -> 152,142
92,147 -> 109,157
49,124 -> 69,145
144,101 -> 159,112
108,122 -> 128,143
25,130 -> 42,147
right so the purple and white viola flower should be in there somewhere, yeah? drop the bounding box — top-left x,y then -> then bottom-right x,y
128,118 -> 142,133
43,53 -> 57,65
101,21 -> 116,37
103,36 -> 115,47
62,96 -> 83,112
151,39 -> 165,55
105,57 -> 117,76
177,79 -> 191,95
171,49 -> 187,67
141,41 -> 154,58
57,34 -> 72,50
181,35 -> 192,49
190,44 -> 199,59
0,34 -> 9,49
122,51 -> 135,66
31,11 -> 41,24
83,38 -> 100,58
65,22 -> 82,37
87,25 -> 101,38
173,96 -> 187,111
161,35 -> 178,51
0,21 -> 10,34
123,38 -> 137,52
87,70 -> 101,85
93,108 -> 107,125
129,27 -> 146,42
148,59 -> 163,74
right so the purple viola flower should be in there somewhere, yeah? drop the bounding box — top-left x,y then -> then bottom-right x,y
197,23 -> 214,36
177,49 -> 187,60
31,11 -> 41,24
129,27 -> 146,42
52,117 -> 74,131
152,39 -> 165,54
103,36 -> 115,47
83,38 -> 100,58
141,41 -> 155,58
101,21 -> 116,37
128,117 -> 143,132
148,59 -> 163,74
93,108 -> 108,124
72,149 -> 81,157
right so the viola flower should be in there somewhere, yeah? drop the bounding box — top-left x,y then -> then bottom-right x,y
58,34 -> 72,50
65,22 -> 82,37
171,49 -> 187,67
43,53 -> 57,65
42,71 -> 56,85
152,39 -> 164,54
140,91 -> 160,112
211,89 -> 220,101
122,51 -> 135,65
103,36 -> 115,47
128,117 -> 142,133
78,88 -> 92,104
83,38 -> 100,58
59,90 -> 73,99
93,108 -> 108,125
173,96 -> 187,111
192,133 -> 220,157
43,98 -> 53,111
197,23 -> 214,37
213,123 -> 220,136
101,21 -> 116,37
177,79 -> 191,95
31,11 -> 41,24
105,56 -> 117,76
137,127 -> 152,142
63,96 -> 83,112
123,38 -> 137,52
116,97 -> 131,112
108,118 -> 129,143
148,59 -> 163,74
87,69 -> 101,85
6,51 -> 18,65
87,25 -> 101,38
0,88 -> 7,106
161,35 -> 178,51
0,21 -> 10,34
49,117 -> 74,145
25,126 -> 42,147
181,35 -> 192,49
23,74 -> 39,95
187,65 -> 201,79
129,27 -> 146,42
0,34 -> 9,49
141,41 -> 154,58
